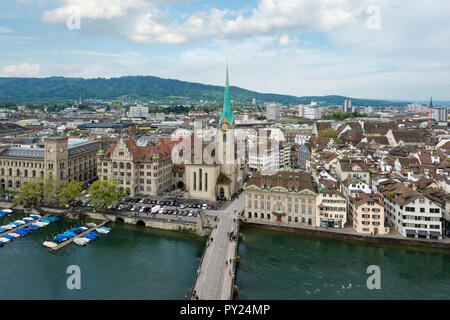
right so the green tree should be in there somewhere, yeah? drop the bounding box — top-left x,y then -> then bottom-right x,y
58,180 -> 83,206
318,128 -> 343,144
88,179 -> 127,212
13,179 -> 44,207
42,176 -> 66,206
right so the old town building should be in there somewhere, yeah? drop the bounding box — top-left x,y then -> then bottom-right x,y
97,137 -> 175,196
243,171 -> 318,226
349,193 -> 389,235
0,136 -> 100,190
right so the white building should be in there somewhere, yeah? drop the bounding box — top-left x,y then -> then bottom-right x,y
266,103 -> 281,121
432,107 -> 448,122
379,181 -> 443,239
128,106 -> 149,118
304,101 -> 322,120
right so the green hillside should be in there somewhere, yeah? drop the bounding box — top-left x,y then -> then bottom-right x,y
0,76 -> 408,107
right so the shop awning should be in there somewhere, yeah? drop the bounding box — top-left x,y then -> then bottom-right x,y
405,229 -> 417,235
429,231 -> 441,237
418,230 -> 428,236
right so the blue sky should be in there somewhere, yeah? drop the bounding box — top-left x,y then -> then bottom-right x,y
0,0 -> 449,101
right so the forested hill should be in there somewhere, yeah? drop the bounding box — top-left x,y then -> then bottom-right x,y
0,76 -> 407,107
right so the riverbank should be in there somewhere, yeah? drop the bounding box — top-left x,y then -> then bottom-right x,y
242,220 -> 450,251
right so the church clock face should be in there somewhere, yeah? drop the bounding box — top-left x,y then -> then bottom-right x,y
48,147 -> 54,154
220,121 -> 229,132
59,147 -> 64,153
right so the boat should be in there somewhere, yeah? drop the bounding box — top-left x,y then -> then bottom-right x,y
43,241 -> 58,249
0,237 -> 11,243
74,238 -> 90,246
2,209 -> 12,213
9,233 -> 20,238
86,222 -> 97,227
15,220 -> 26,225
96,228 -> 109,234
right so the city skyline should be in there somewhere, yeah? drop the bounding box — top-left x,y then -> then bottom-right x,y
0,0 -> 449,101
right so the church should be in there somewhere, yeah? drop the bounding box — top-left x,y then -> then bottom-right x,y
183,62 -> 247,201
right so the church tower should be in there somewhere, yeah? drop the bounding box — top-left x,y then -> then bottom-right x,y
218,59 -> 234,131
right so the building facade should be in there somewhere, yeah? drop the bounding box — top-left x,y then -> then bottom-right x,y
97,137 -> 174,196
0,136 -> 100,190
349,193 -> 389,235
316,187 -> 347,228
243,171 -> 318,226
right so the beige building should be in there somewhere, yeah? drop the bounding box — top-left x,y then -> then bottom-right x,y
243,171 -> 318,226
349,193 -> 389,235
0,136 -> 100,190
316,187 -> 347,228
97,137 -> 175,196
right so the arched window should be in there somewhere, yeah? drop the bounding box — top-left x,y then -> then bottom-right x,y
267,214 -> 270,220
120,162 -> 124,169
254,212 -> 258,218
288,216 -> 292,222
40,171 -> 44,177
1,168 -> 4,175
8,180 -> 12,188
127,163 -> 131,170
248,212 -> 252,218
8,168 -> 12,176
302,217 -> 305,223
295,217 -> 298,223
32,170 -> 36,178
24,170 -> 28,177
308,218 -> 312,225
113,162 -> 118,169
16,169 -> 20,176
261,213 -> 264,219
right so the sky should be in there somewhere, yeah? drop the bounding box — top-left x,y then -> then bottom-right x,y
0,0 -> 449,101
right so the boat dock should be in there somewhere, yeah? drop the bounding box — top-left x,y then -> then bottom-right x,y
51,221 -> 108,251
0,214 -> 50,238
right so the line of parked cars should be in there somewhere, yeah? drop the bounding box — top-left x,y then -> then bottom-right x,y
104,197 -> 214,216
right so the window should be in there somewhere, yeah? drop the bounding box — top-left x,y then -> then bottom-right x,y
205,172 -> 208,191
193,172 -> 196,190
199,169 -> 202,191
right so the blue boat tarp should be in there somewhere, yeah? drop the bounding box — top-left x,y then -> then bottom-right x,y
4,235 -> 14,240
41,219 -> 52,223
8,222 -> 19,226
30,216 -> 39,219
29,225 -> 40,229
99,226 -> 111,231
0,228 -> 6,232
62,231 -> 77,238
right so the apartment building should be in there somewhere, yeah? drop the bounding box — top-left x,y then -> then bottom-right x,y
316,187 -> 347,228
335,159 -> 371,185
349,193 -> 389,235
243,171 -> 318,226
378,180 -> 443,239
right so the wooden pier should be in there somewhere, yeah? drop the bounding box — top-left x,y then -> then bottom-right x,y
51,221 -> 108,251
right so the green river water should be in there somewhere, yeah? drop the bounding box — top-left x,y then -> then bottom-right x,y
1,212 -> 449,300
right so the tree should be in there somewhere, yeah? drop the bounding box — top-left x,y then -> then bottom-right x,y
13,179 -> 44,207
42,176 -> 66,206
88,179 -> 127,212
318,128 -> 343,144
58,180 -> 83,206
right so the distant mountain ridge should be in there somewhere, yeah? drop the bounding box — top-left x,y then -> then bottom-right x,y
0,76 -> 408,107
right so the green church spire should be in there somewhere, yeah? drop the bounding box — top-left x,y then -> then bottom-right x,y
218,58 -> 234,129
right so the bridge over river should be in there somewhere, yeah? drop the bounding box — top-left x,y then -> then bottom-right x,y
191,193 -> 244,300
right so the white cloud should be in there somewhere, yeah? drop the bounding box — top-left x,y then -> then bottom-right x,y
1,62 -> 40,77
0,26 -> 14,33
278,34 -> 298,46
41,0 -> 362,44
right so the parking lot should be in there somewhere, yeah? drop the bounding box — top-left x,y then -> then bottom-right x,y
81,195 -> 227,220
